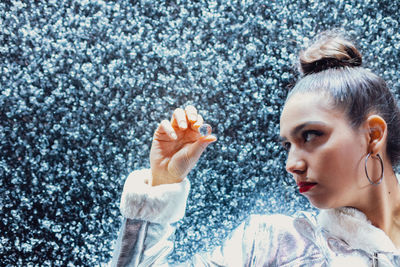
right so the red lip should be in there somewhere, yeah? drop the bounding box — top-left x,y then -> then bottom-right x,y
297,182 -> 317,193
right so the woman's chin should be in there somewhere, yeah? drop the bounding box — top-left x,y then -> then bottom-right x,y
307,197 -> 335,210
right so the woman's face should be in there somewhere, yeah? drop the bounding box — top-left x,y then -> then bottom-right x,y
279,92 -> 370,209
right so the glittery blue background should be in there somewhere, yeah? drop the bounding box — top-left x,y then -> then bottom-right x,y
1,0 -> 400,265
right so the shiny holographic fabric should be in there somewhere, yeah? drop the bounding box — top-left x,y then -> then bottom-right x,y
112,213 -> 400,266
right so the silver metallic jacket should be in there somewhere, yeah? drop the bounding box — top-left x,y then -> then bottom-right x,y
111,169 -> 400,266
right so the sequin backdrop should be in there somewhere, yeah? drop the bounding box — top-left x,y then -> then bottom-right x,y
1,0 -> 399,265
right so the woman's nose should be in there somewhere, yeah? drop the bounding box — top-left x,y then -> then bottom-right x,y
285,151 -> 306,174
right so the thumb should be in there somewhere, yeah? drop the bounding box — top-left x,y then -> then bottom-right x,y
187,135 -> 217,162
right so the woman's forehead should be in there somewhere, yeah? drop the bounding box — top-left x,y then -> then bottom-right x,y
279,92 -> 342,134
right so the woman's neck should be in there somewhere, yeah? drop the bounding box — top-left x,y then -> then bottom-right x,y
356,170 -> 400,248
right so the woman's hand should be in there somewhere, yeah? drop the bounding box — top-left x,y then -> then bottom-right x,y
149,105 -> 217,186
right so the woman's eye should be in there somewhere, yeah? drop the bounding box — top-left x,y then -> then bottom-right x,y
282,142 -> 291,151
302,130 -> 323,142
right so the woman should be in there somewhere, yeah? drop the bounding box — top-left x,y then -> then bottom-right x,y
111,34 -> 400,266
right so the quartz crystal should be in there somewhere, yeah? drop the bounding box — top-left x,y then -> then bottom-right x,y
199,124 -> 212,136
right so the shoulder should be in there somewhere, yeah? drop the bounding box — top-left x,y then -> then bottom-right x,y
245,214 -> 295,232
240,213 -> 324,265
242,212 -> 320,248
246,212 -> 318,233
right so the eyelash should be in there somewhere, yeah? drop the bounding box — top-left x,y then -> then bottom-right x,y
282,141 -> 291,151
302,130 -> 323,142
281,130 -> 323,151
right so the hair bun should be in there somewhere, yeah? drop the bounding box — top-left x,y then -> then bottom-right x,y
299,34 -> 362,75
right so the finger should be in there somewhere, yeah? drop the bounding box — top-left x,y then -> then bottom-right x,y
199,134 -> 217,142
167,135 -> 217,180
192,114 -> 204,130
185,105 -> 198,122
171,108 -> 188,130
187,135 -> 217,162
155,119 -> 177,140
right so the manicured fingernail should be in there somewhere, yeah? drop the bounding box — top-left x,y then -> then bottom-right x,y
179,120 -> 187,128
200,135 -> 217,142
189,114 -> 196,122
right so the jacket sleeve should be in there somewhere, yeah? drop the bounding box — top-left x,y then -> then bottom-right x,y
110,169 -> 276,266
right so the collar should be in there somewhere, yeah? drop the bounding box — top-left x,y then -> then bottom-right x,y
317,207 -> 398,254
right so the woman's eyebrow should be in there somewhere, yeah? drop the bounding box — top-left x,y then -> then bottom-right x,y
280,121 -> 326,141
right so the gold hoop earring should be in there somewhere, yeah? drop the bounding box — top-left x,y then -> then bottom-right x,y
364,153 -> 384,185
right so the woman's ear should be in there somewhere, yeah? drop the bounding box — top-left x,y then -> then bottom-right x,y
365,115 -> 387,155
